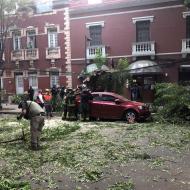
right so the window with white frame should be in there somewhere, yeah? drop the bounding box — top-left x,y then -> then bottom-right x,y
48,28 -> 58,48
89,25 -> 102,46
29,74 -> 38,88
26,30 -> 36,49
136,21 -> 150,42
12,30 -> 21,50
88,0 -> 102,4
50,72 -> 59,87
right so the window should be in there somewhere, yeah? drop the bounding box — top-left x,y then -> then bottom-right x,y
89,25 -> 102,46
93,94 -> 101,101
29,75 -> 38,88
26,30 -> 36,49
187,16 -> 190,38
102,95 -> 116,102
88,0 -> 102,4
48,28 -> 58,48
136,21 -> 150,42
50,72 -> 59,88
13,31 -> 21,50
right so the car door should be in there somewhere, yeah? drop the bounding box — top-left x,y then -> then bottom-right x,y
90,94 -> 105,118
100,95 -> 122,119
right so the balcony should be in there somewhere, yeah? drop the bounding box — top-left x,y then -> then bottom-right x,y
11,49 -> 24,61
46,47 -> 61,59
181,39 -> 190,54
132,41 -> 155,57
86,45 -> 106,59
25,48 -> 39,60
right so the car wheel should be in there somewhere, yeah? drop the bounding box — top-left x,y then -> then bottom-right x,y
124,110 -> 137,123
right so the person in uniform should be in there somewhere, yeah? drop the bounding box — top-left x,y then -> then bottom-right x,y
80,89 -> 93,121
17,100 -> 45,150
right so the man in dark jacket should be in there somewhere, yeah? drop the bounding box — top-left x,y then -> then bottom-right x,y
80,89 -> 93,121
28,86 -> 34,101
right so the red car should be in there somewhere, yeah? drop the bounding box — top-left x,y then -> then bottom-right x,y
87,92 -> 150,122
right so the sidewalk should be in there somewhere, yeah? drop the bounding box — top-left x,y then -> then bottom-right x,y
0,103 -> 20,114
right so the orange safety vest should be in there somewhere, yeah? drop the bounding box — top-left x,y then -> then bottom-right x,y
43,94 -> 52,102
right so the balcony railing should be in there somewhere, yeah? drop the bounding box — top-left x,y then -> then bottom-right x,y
181,39 -> 190,54
86,45 -> 106,59
11,49 -> 24,61
46,47 -> 61,59
132,41 -> 155,56
25,48 -> 39,60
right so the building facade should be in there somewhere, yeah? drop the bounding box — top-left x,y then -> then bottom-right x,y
1,0 -> 71,98
70,0 -> 190,102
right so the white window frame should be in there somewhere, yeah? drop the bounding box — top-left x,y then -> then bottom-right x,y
132,16 -> 154,24
26,29 -> 36,49
29,74 -> 38,88
48,28 -> 58,48
13,31 -> 21,50
50,73 -> 59,88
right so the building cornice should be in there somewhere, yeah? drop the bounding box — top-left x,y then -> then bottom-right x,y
70,4 -> 184,21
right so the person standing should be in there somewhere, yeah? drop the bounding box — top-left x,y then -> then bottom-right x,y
36,89 -> 44,108
43,89 -> 53,118
80,89 -> 93,121
60,86 -> 65,100
28,86 -> 34,101
17,100 -> 45,150
51,85 -> 58,111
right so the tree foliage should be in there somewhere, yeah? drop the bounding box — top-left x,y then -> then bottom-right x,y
184,0 -> 190,7
154,83 -> 190,123
93,48 -> 106,69
0,0 -> 30,66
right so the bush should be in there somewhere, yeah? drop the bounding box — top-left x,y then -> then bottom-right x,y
153,83 -> 190,122
11,94 -> 24,104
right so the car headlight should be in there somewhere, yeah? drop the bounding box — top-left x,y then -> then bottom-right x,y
138,105 -> 148,110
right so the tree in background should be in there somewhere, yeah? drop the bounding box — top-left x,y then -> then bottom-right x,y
93,48 -> 106,69
0,0 -> 31,109
184,0 -> 190,7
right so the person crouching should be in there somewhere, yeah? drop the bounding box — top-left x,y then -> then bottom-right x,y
17,100 -> 45,150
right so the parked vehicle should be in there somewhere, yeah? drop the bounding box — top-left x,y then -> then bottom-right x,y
77,92 -> 151,122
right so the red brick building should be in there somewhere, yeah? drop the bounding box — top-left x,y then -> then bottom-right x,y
1,0 -> 71,98
70,0 -> 190,102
